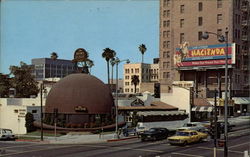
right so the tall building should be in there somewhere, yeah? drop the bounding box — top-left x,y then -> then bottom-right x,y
32,58 -> 75,80
159,0 -> 250,98
123,62 -> 159,94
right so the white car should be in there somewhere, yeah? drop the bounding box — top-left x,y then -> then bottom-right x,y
0,128 -> 16,140
178,122 -> 206,132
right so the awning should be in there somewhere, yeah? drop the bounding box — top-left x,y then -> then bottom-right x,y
232,97 -> 250,105
192,106 -> 213,112
137,111 -> 187,116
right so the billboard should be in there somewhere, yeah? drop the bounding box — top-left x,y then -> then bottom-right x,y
174,43 -> 235,68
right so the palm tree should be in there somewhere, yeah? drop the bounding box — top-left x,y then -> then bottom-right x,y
50,52 -> 58,78
138,44 -> 147,63
102,48 -> 116,85
110,57 -> 116,85
131,75 -> 140,93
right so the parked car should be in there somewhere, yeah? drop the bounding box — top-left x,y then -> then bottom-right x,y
178,122 -> 207,132
0,128 -> 16,141
217,121 -> 235,133
168,130 -> 208,145
141,127 -> 169,141
122,127 -> 136,137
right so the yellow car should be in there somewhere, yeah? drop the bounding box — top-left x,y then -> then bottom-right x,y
168,130 -> 208,145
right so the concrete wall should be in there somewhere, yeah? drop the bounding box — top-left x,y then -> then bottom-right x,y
161,86 -> 190,114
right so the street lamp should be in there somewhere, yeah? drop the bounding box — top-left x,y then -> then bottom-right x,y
202,28 -> 229,157
111,57 -> 130,139
40,82 -> 47,141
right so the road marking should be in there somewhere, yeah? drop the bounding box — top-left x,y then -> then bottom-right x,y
0,143 -> 44,149
229,142 -> 250,148
0,145 -> 75,157
197,146 -> 244,154
172,152 -> 204,157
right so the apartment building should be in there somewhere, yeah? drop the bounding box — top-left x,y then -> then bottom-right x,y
32,58 -> 75,80
123,62 -> 159,94
159,0 -> 250,98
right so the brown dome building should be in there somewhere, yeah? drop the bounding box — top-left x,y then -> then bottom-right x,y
45,73 -> 114,128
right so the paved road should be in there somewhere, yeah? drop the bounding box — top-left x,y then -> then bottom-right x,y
0,131 -> 249,157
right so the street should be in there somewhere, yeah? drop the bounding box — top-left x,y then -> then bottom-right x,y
0,129 -> 249,157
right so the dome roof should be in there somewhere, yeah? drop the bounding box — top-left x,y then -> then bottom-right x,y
45,74 -> 114,114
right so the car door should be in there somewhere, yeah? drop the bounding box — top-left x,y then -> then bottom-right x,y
191,131 -> 199,142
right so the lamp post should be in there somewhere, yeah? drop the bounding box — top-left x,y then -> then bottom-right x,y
111,57 -> 130,139
202,28 -> 229,157
40,82 -> 47,141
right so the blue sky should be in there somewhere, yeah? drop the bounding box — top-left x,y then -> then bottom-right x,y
0,0 -> 159,83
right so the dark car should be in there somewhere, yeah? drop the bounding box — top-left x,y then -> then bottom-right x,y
217,121 -> 235,133
140,128 -> 169,141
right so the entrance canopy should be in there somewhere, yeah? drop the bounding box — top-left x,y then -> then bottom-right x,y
192,106 -> 213,112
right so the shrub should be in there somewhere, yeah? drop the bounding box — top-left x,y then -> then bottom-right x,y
25,112 -> 36,132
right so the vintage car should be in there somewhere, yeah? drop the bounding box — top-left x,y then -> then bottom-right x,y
0,128 -> 16,141
141,128 -> 169,141
168,130 -> 208,145
178,122 -> 207,132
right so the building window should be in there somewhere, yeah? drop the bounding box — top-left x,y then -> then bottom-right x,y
163,51 -> 170,58
167,31 -> 170,38
163,41 -> 167,48
163,72 -> 170,78
167,41 -> 170,48
167,20 -> 170,27
163,20 -> 170,27
217,14 -> 222,24
234,29 -> 238,39
135,68 -> 139,73
125,75 -> 129,79
180,5 -> 184,13
131,88 -> 133,93
131,69 -> 134,73
217,0 -> 222,8
32,110 -> 37,113
198,2 -> 203,11
238,15 -> 241,24
198,17 -> 203,26
217,29 -> 222,36
167,10 -> 170,17
180,33 -> 185,44
180,19 -> 184,28
198,31 -> 203,40
163,10 -> 167,17
163,31 -> 167,38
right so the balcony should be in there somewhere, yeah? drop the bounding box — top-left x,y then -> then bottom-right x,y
242,35 -> 248,41
241,5 -> 249,12
241,20 -> 248,27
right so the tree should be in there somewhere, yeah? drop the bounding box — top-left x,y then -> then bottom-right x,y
25,112 -> 36,132
9,62 -> 39,98
102,48 -> 116,85
50,52 -> 58,60
0,73 -> 11,98
131,75 -> 140,93
110,57 -> 116,84
138,44 -> 147,63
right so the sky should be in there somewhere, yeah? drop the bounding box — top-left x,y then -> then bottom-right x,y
0,0 -> 159,83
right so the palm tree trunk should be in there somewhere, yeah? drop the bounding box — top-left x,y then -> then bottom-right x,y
107,61 -> 110,85
111,66 -> 113,84
134,85 -> 137,93
142,54 -> 144,63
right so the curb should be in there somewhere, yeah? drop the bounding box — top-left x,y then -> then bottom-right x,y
15,139 -> 50,144
107,136 -> 138,142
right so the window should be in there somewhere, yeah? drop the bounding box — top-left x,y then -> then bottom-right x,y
163,31 -> 167,38
180,19 -> 184,28
198,31 -> 203,40
217,29 -> 222,36
198,17 -> 203,26
234,29 -> 238,38
163,72 -> 170,78
163,62 -> 170,69
163,21 -> 167,27
238,15 -> 241,24
198,2 -> 203,11
167,20 -> 170,27
217,0 -> 222,8
167,41 -> 170,48
163,41 -> 167,48
163,10 -> 167,17
167,10 -> 170,17
131,69 -> 134,73
180,33 -> 185,43
167,31 -> 170,38
163,51 -> 170,58
238,30 -> 240,39
217,14 -> 222,24
163,0 -> 170,7
32,110 -> 37,113
180,5 -> 184,13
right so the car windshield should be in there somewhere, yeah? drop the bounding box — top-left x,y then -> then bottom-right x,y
176,132 -> 189,136
149,128 -> 158,132
183,123 -> 196,127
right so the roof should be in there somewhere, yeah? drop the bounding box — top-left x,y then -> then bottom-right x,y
232,97 -> 250,104
194,98 -> 212,106
45,74 -> 114,114
137,111 -> 187,116
118,101 -> 178,111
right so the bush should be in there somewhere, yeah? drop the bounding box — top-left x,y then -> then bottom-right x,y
25,112 -> 36,132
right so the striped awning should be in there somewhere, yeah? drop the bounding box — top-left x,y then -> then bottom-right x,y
192,106 -> 213,112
